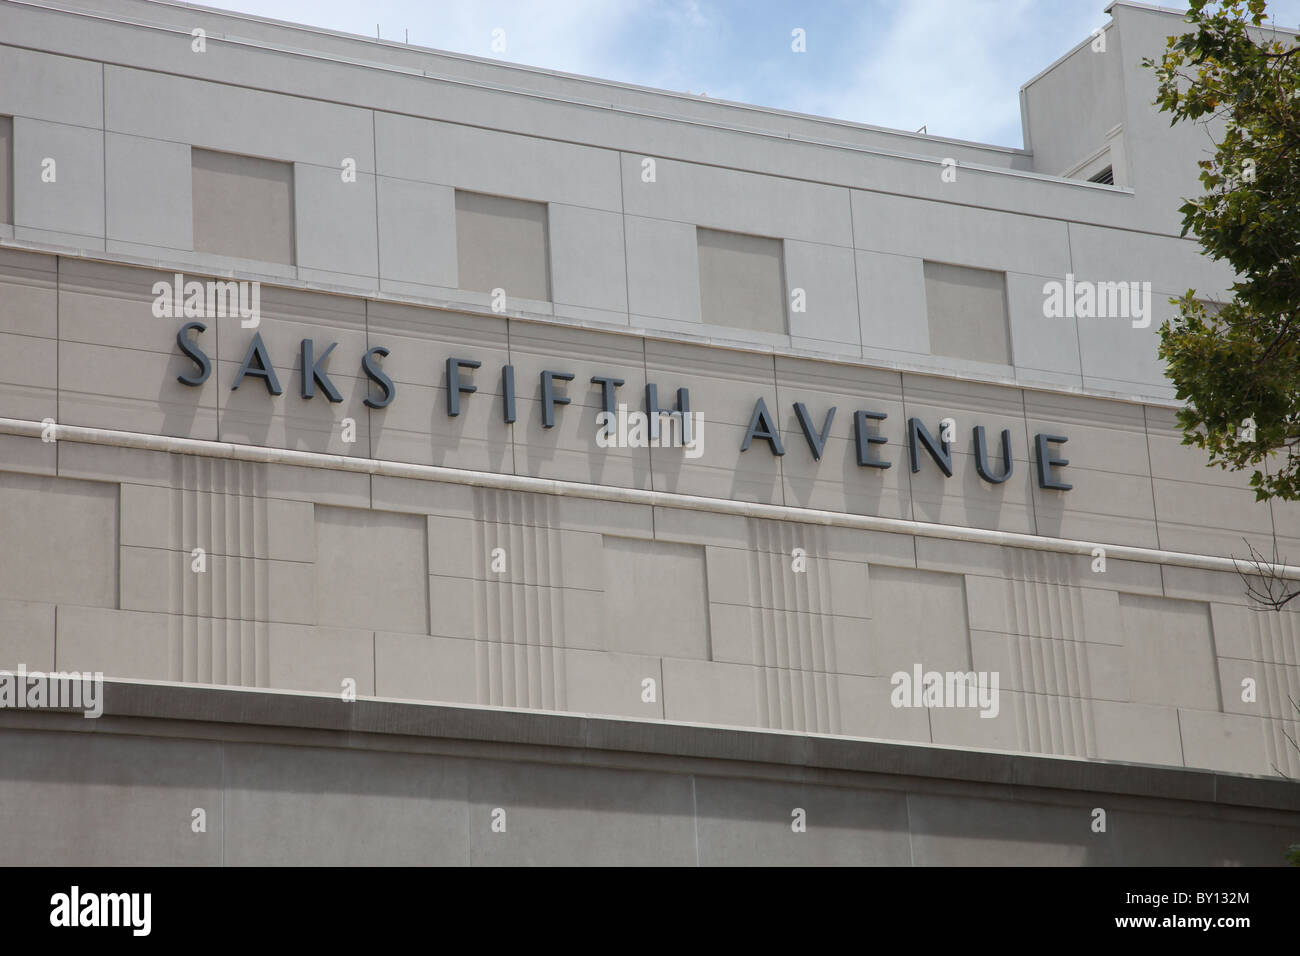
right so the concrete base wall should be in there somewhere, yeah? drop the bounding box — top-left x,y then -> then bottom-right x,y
1,682 -> 1296,866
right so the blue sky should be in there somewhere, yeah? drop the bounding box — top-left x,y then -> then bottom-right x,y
204,0 -> 1300,148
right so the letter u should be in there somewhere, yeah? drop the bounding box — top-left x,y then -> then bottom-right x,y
973,426 -> 1014,484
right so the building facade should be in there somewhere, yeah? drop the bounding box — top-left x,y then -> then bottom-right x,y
0,0 -> 1297,864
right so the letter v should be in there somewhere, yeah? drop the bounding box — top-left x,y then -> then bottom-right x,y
793,403 -> 836,461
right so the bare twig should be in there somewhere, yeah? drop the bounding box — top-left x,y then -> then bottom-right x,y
1231,536 -> 1300,610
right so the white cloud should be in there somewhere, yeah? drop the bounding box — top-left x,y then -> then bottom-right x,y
793,0 -> 1101,145
209,0 -> 643,77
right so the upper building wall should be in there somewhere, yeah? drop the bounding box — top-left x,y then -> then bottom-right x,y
1022,23 -> 1128,184
1024,2 -> 1298,236
0,0 -> 1243,404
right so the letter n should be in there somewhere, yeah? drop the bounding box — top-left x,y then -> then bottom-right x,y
907,418 -> 952,475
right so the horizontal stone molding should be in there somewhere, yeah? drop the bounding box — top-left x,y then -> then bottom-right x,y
3,415 -> 1297,579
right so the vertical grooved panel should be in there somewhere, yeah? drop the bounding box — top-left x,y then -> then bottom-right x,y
470,489 -> 567,711
166,456 -> 270,689
743,520 -> 839,734
998,551 -> 1095,758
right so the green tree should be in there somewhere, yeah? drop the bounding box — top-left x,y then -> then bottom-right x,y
1144,0 -> 1300,502
1150,2 -> 1300,861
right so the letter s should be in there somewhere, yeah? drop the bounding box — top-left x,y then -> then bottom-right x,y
362,346 -> 396,409
176,321 -> 211,386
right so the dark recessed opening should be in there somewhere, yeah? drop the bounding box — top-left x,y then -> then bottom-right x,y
1088,165 -> 1115,185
